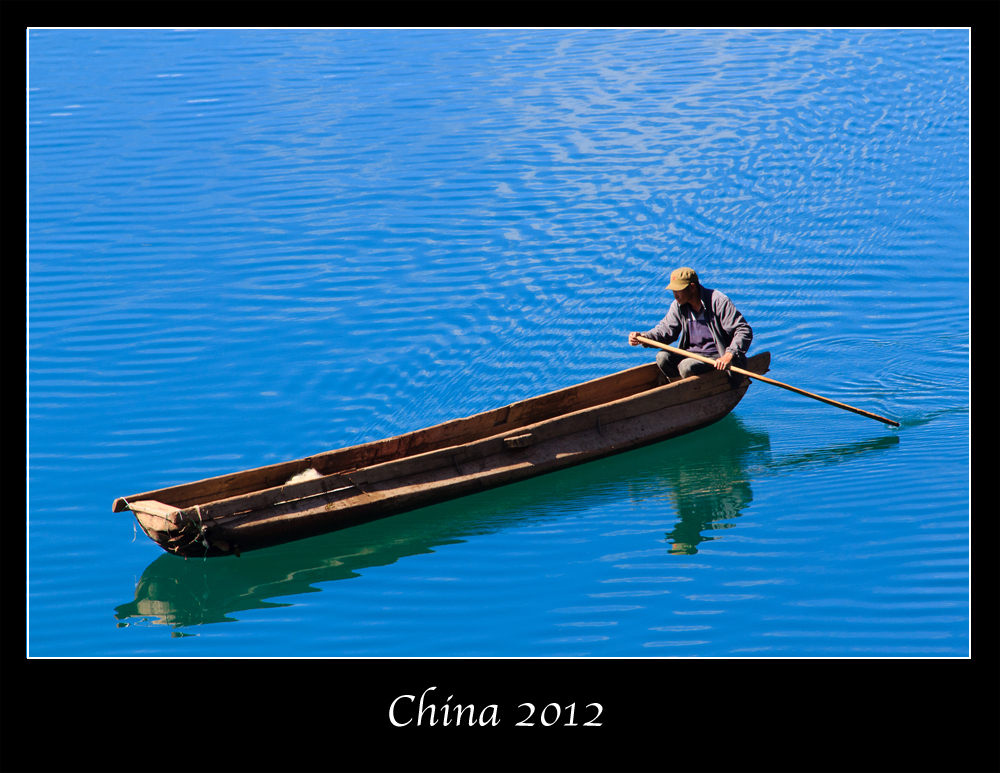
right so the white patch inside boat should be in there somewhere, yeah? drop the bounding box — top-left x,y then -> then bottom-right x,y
285,468 -> 322,485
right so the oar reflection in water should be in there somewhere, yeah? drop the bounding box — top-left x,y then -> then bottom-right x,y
650,418 -> 767,555
664,432 -> 900,555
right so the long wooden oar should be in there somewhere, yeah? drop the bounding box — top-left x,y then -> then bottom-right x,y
636,336 -> 900,427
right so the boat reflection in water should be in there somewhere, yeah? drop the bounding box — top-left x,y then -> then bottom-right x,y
115,418 -> 898,629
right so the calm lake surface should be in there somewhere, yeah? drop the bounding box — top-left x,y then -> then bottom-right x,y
28,29 -> 969,657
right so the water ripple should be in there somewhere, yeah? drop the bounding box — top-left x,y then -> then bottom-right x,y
29,28 -> 968,656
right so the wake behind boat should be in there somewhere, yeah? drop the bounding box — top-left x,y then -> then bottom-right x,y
114,352 -> 771,557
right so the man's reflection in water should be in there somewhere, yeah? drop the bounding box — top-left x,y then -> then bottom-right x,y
630,416 -> 767,556
666,476 -> 753,555
656,424 -> 899,555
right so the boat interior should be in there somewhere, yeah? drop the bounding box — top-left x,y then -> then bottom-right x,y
114,354 -> 769,515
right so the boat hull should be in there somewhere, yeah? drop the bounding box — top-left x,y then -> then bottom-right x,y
119,352 -> 769,557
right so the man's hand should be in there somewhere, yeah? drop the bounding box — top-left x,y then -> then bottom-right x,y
628,332 -> 641,346
715,351 -> 734,370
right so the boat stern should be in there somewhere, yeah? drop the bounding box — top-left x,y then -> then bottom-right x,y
124,499 -> 233,558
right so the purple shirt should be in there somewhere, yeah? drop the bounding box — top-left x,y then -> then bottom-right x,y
685,306 -> 719,357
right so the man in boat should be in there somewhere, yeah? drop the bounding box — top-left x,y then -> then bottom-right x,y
628,267 -> 753,384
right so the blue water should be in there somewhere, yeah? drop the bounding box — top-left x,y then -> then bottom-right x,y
28,29 -> 969,657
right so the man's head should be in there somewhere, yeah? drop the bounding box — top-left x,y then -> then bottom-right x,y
667,267 -> 700,305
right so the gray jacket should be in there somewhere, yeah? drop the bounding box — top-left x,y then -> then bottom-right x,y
640,286 -> 753,365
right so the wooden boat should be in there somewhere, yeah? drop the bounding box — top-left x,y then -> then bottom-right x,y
114,351 -> 770,557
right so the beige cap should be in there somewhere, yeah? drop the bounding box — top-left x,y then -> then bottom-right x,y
666,267 -> 699,291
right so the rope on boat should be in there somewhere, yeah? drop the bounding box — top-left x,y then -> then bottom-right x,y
120,497 -> 141,542
122,495 -> 215,557
121,498 -> 162,549
192,503 -> 212,558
